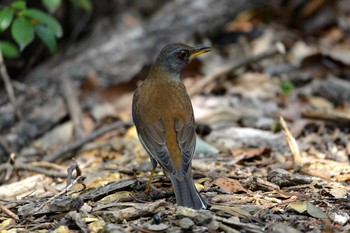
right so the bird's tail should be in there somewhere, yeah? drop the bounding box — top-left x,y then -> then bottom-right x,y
169,170 -> 207,210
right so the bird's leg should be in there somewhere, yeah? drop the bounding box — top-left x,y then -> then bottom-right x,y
145,159 -> 157,193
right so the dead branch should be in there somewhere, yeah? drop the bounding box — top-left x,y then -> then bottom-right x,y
302,109 -> 350,122
43,121 -> 132,162
0,51 -> 21,119
0,163 -> 68,178
0,0 -> 266,155
60,75 -> 85,139
35,175 -> 86,212
0,203 -> 19,221
279,116 -> 302,169
25,0 -> 265,88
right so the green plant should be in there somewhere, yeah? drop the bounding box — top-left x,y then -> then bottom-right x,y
0,0 -> 62,58
280,79 -> 294,96
0,0 -> 92,58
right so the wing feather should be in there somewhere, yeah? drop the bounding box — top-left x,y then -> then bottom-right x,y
132,93 -> 178,176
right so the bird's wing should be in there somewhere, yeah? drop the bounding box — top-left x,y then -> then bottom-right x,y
132,95 -> 178,176
174,114 -> 196,176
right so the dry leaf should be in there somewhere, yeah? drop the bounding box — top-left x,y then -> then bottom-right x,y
212,178 -> 247,193
288,201 -> 328,219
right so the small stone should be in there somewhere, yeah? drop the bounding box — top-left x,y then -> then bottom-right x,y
176,206 -> 212,224
178,217 -> 194,230
329,212 -> 349,226
153,213 -> 161,224
268,223 -> 302,233
147,223 -> 168,231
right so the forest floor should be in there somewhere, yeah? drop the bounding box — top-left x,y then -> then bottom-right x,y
1,1 -> 350,232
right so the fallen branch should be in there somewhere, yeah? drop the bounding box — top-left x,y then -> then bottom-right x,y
0,202 -> 19,221
43,121 -> 132,162
279,116 -> 302,169
60,75 -> 85,139
0,51 -> 21,119
302,109 -> 350,122
35,175 -> 86,212
0,163 -> 68,178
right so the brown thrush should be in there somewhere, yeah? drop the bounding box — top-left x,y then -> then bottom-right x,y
132,43 -> 210,209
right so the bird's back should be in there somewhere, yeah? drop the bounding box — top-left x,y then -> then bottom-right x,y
132,74 -> 195,177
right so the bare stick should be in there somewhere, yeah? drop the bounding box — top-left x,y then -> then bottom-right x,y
302,109 -> 350,122
0,203 -> 19,221
0,163 -> 68,178
35,175 -> 86,212
279,116 -> 302,169
0,51 -> 21,119
60,75 -> 85,139
44,121 -> 132,162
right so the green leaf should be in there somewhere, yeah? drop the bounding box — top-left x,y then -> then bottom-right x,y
36,25 -> 57,53
0,41 -> 19,58
11,0 -> 26,10
280,80 -> 294,96
0,8 -> 14,32
71,0 -> 92,12
11,17 -> 34,51
42,0 -> 62,13
21,9 -> 62,37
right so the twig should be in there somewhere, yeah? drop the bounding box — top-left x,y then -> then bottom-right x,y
35,175 -> 86,212
279,116 -> 302,170
44,121 -> 132,162
188,42 -> 285,96
60,75 -> 85,139
29,161 -> 66,171
302,109 -> 350,122
0,51 -> 22,119
66,162 -> 81,187
0,203 -> 19,221
0,163 -> 68,178
214,216 -> 262,232
218,222 -> 240,233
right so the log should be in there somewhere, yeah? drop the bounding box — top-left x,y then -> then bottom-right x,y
25,0 -> 263,88
0,0 -> 264,155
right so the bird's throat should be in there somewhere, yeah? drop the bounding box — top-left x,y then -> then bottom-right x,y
149,64 -> 181,82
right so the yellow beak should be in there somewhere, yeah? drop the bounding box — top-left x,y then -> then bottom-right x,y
189,46 -> 211,59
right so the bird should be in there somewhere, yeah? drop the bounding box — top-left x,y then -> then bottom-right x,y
132,43 -> 210,210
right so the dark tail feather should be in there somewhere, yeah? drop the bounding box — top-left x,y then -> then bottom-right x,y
170,170 -> 207,210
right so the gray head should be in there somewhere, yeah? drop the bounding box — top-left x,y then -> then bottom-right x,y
154,43 -> 211,74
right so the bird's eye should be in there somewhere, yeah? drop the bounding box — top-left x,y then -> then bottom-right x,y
178,50 -> 189,60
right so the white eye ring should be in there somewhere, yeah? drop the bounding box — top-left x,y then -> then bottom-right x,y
179,50 -> 188,60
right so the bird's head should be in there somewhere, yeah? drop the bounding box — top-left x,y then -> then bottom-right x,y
154,43 -> 211,74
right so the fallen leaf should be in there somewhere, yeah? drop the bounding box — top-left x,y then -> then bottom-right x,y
97,191 -> 132,205
88,220 -> 106,233
212,177 -> 247,193
305,202 -> 328,219
230,147 -> 271,164
326,182 -> 348,199
288,201 -> 328,219
289,201 -> 307,215
52,225 -> 70,233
